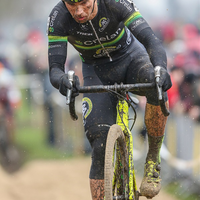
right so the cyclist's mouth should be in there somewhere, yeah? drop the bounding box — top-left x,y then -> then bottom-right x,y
75,16 -> 86,22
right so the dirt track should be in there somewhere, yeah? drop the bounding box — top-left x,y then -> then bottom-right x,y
0,157 -> 179,200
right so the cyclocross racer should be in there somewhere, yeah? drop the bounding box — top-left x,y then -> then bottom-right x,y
47,0 -> 172,199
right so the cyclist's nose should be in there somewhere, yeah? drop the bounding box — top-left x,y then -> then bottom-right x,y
75,5 -> 83,16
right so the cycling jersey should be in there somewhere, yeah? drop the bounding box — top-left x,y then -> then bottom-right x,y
48,0 -> 167,91
48,0 -> 149,63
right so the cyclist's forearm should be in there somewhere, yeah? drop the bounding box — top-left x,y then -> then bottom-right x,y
136,27 -> 167,69
48,49 -> 67,89
49,63 -> 65,89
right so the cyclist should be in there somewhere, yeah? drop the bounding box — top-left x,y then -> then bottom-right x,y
47,0 -> 172,199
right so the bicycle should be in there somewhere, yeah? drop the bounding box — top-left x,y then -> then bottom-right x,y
66,67 -> 169,200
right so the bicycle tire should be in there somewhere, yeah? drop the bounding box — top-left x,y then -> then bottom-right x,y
104,124 -> 129,200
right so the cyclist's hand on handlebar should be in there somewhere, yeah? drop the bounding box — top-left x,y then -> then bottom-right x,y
157,67 -> 172,91
59,74 -> 80,97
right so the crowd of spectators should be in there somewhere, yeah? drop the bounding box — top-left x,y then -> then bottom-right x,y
154,21 -> 200,122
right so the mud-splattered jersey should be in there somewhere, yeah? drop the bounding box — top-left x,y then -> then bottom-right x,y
47,0 -> 149,64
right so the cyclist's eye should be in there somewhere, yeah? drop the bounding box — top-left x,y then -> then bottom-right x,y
81,0 -> 88,5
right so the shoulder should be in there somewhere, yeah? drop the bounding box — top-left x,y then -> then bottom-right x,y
102,0 -> 138,14
47,1 -> 70,35
102,0 -> 116,7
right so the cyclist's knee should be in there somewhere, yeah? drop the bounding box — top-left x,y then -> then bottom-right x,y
85,124 -> 110,145
86,125 -> 110,179
137,64 -> 155,84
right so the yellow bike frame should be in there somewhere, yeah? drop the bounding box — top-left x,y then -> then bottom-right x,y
114,99 -> 138,200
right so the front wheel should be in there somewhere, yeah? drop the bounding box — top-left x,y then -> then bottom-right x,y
104,124 -> 129,200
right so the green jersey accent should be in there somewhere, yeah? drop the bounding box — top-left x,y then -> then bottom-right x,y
124,12 -> 142,27
48,36 -> 68,43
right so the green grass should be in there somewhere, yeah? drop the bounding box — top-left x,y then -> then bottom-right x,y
15,126 -> 69,161
165,181 -> 200,200
14,89 -> 71,162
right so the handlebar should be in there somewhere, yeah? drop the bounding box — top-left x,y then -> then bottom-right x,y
67,69 -> 170,121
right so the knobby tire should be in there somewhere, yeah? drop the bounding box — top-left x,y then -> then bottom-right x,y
104,124 -> 129,200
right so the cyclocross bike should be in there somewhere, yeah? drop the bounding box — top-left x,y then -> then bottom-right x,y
66,66 -> 169,200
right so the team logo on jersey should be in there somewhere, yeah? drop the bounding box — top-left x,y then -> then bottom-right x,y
83,27 -> 122,46
75,40 -> 83,45
99,17 -> 110,32
47,10 -> 58,33
77,31 -> 93,36
117,0 -> 132,12
130,18 -> 145,32
94,45 -> 121,58
50,10 -> 58,27
82,97 -> 93,126
49,27 -> 54,33
79,23 -> 89,31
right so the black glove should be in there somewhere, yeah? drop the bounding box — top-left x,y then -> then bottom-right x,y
157,67 -> 172,91
59,74 -> 80,97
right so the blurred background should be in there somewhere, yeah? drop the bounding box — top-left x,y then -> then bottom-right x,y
0,0 -> 199,200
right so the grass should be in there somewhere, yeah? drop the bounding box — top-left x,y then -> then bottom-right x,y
15,126 -> 68,161
165,182 -> 200,200
14,89 -> 72,162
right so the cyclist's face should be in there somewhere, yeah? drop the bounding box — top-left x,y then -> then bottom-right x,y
65,0 -> 98,23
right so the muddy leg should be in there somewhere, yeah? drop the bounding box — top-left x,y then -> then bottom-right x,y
90,179 -> 104,200
145,102 -> 168,163
140,101 -> 169,198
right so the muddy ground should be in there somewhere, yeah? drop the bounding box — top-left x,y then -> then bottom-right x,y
0,157 -> 179,200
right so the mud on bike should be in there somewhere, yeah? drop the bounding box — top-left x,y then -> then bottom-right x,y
66,67 -> 169,200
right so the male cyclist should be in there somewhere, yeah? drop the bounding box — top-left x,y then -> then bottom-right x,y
47,0 -> 172,199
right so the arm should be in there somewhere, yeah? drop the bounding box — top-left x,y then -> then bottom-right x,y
108,0 -> 171,91
110,0 -> 167,69
48,39 -> 67,89
124,5 -> 171,91
48,36 -> 80,97
124,8 -> 167,69
135,27 -> 167,70
47,3 -> 76,96
48,37 -> 80,96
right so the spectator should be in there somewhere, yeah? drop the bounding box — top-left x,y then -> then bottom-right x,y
167,66 -> 185,112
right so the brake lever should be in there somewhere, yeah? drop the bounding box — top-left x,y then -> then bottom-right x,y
155,66 -> 170,117
66,70 -> 75,105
